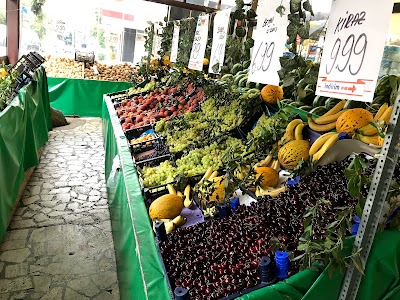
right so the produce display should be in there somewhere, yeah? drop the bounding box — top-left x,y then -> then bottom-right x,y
130,133 -> 157,149
43,56 -> 143,82
159,159 -> 372,300
116,83 -> 205,131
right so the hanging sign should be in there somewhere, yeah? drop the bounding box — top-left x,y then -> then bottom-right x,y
248,0 -> 289,85
152,23 -> 162,57
170,23 -> 180,63
188,15 -> 210,71
209,9 -> 230,74
316,0 -> 393,102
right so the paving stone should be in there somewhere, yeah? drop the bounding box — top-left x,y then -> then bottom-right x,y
65,287 -> 90,300
55,194 -> 71,202
33,276 -> 51,292
28,204 -> 41,211
0,262 -> 3,273
0,279 -> 14,293
0,239 -> 26,251
39,201 -> 57,208
0,293 -> 9,300
38,219 -> 64,227
77,194 -> 88,201
13,276 -> 33,291
30,186 -> 41,196
31,243 -> 47,256
89,189 -> 101,196
42,208 -> 52,214
22,195 -> 40,206
91,271 -> 117,289
9,220 -> 36,229
49,187 -> 71,194
42,183 -> 54,189
67,202 -> 79,210
71,191 -> 77,198
40,194 -> 54,201
14,207 -> 27,216
67,276 -> 100,297
0,248 -> 30,263
53,203 -> 67,211
34,213 -> 50,223
88,196 -> 101,202
4,263 -> 28,278
30,292 -> 45,299
40,287 -> 63,300
22,211 -> 36,218
5,229 -> 29,241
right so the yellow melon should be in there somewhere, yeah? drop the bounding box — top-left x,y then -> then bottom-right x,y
255,167 -> 279,188
261,85 -> 284,105
336,108 -> 373,135
278,140 -> 310,170
149,194 -> 184,220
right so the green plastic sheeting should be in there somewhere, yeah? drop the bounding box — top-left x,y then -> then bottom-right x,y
102,97 -> 171,300
102,95 -> 400,300
48,77 -> 132,117
0,67 -> 52,242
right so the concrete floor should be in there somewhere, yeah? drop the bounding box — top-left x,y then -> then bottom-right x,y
0,118 -> 119,300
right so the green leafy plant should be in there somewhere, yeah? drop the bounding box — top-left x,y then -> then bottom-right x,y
0,64 -> 19,111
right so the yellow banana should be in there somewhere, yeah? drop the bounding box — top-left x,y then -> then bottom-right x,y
379,106 -> 393,124
322,100 -> 347,117
314,110 -> 347,125
261,154 -> 273,167
184,185 -> 193,208
285,119 -> 303,140
201,167 -> 214,182
271,160 -> 280,172
177,191 -> 183,198
164,221 -> 176,233
172,215 -> 187,227
307,115 -> 336,132
374,103 -> 389,121
309,132 -> 337,155
167,184 -> 176,195
354,134 -> 380,146
294,123 -> 305,140
358,123 -> 378,136
255,186 -> 287,197
312,133 -> 339,161
209,171 -> 219,180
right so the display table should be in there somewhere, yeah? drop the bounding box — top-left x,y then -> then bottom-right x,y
102,95 -> 400,300
48,77 -> 132,117
0,67 -> 52,242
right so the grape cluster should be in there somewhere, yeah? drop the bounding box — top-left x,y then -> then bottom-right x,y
140,138 -> 246,187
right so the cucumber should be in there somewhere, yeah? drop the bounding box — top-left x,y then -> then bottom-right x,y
220,74 -> 234,82
234,74 -> 247,85
343,100 -> 367,110
312,95 -> 327,107
243,60 -> 251,69
299,105 -> 313,112
324,98 -> 342,109
231,63 -> 243,75
238,76 -> 249,88
309,106 -> 329,116
248,88 -> 260,94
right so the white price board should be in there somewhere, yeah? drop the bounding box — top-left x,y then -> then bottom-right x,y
316,0 -> 393,102
248,0 -> 289,86
209,9 -> 230,74
188,15 -> 210,71
170,23 -> 180,63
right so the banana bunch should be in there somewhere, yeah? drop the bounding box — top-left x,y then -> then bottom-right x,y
253,154 -> 280,172
280,119 -> 306,144
153,215 -> 187,233
167,183 -> 193,208
255,186 -> 287,198
309,132 -> 340,161
307,100 -> 347,132
354,103 -> 393,146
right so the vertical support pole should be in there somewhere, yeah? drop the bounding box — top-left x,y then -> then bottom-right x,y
247,0 -> 258,38
6,0 -> 20,64
338,89 -> 400,299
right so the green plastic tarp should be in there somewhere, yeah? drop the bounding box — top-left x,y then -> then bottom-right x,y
102,97 -> 171,300
48,77 -> 132,117
0,67 -> 52,242
102,95 -> 400,300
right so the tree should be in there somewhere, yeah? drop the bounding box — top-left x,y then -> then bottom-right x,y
0,12 -> 5,25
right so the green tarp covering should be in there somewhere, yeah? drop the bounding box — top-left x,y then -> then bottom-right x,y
0,67 -> 52,242
48,77 -> 132,117
102,95 -> 400,300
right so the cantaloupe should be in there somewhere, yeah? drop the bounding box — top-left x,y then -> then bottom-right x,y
336,108 -> 373,135
208,176 -> 226,203
261,85 -> 284,105
149,194 -> 184,220
278,140 -> 310,170
255,167 -> 279,188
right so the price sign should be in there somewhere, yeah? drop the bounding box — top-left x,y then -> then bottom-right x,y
55,20 -> 65,34
316,0 -> 393,102
188,15 -> 209,71
170,23 -> 180,63
248,0 -> 289,85
209,9 -> 230,74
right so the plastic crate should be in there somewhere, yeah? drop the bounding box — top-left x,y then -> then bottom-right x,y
129,135 -> 159,154
10,55 -> 36,75
26,52 -> 43,69
124,124 -> 154,140
31,51 -> 46,64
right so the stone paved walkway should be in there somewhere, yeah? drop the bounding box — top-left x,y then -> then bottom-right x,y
0,118 -> 119,300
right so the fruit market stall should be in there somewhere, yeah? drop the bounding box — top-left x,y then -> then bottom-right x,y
45,57 -> 143,117
0,66 -> 52,242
